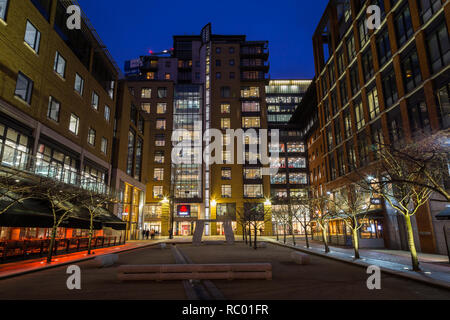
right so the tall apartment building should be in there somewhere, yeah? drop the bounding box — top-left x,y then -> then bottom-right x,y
125,24 -> 273,237
312,0 -> 449,253
265,80 -> 312,234
0,0 -> 141,241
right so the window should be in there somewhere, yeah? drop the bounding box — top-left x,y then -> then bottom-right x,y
418,0 -> 442,23
141,102 -> 151,113
88,128 -> 96,146
154,151 -> 165,164
222,168 -> 232,180
155,135 -> 165,147
104,105 -> 110,122
344,109 -> 352,139
157,87 -> 167,98
340,81 -> 348,106
367,87 -> 380,120
408,93 -> 431,133
74,74 -> 84,95
223,151 -> 232,163
287,142 -> 305,153
358,18 -> 370,48
289,173 -> 308,184
346,35 -> 356,61
101,137 -> 108,154
335,120 -> 343,145
402,48 -> 422,92
377,28 -> 392,67
242,102 -> 260,112
221,87 -> 231,98
153,186 -> 163,199
126,129 -> 135,175
426,22 -> 450,74
47,96 -> 60,122
14,72 -> 33,104
327,126 -> 334,151
350,65 -> 360,95
395,5 -> 414,48
221,118 -> 231,130
382,68 -> 398,107
216,60 -> 221,67
271,173 -> 287,184
216,47 -> 221,54
358,134 -> 370,166
244,185 -> 263,198
437,83 -> 450,128
69,114 -> 79,135
229,47 -> 235,54
244,168 -> 262,180
53,52 -> 66,78
0,0 -> 9,20
355,100 -> 365,130
221,185 -> 232,198
91,92 -> 99,110
157,103 -> 167,114
156,119 -> 166,130
288,157 -> 306,169
242,117 -> 260,128
221,103 -> 231,114
229,59 -> 235,66
216,72 -> 222,79
141,88 -> 151,98
165,73 -> 171,80
362,50 -> 374,81
240,87 -> 260,98
24,21 -> 41,53
337,51 -> 345,75
154,168 -> 164,181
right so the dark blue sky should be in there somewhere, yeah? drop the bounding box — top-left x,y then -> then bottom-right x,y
78,0 -> 328,79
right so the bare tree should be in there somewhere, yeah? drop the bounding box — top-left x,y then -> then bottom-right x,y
361,144 -> 438,271
78,187 -> 118,255
271,204 -> 290,244
0,170 -> 35,215
306,187 -> 334,253
241,202 -> 271,250
329,184 -> 372,259
35,180 -> 78,263
293,200 -> 312,249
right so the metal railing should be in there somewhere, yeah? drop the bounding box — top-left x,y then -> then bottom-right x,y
0,236 -> 125,262
0,144 -> 110,195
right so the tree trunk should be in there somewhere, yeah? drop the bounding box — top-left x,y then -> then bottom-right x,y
304,228 -> 310,248
254,225 -> 258,250
291,222 -> 296,246
352,218 -> 360,259
88,213 -> 94,255
47,226 -> 57,263
322,225 -> 330,253
404,214 -> 420,271
283,224 -> 287,244
248,225 -> 252,247
276,222 -> 279,241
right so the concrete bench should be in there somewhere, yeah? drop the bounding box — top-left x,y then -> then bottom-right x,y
159,243 -> 167,249
291,251 -> 310,265
117,263 -> 272,281
92,254 -> 119,268
257,242 -> 267,248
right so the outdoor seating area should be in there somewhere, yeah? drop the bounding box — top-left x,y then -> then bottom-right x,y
0,236 -> 124,262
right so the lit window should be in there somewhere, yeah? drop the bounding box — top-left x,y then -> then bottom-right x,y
14,72 -> 33,104
141,88 -> 151,98
104,105 -> 110,122
242,117 -> 260,128
221,168 -> 232,180
157,103 -> 167,114
47,96 -> 60,122
221,103 -> 231,114
54,51 -> 66,78
153,186 -> 163,198
24,21 -> 40,53
87,128 -> 96,146
101,137 -> 108,154
154,168 -> 164,181
141,103 -> 150,113
221,185 -> 232,198
221,118 -> 231,130
91,92 -> 99,110
74,73 -> 84,95
69,114 -> 79,135
156,119 -> 166,130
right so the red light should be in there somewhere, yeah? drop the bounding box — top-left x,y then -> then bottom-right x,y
170,48 -> 174,51
180,206 -> 188,212
149,50 -> 153,54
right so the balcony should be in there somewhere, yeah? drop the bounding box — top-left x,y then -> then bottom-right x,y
0,144 -> 110,195
241,43 -> 269,60
240,61 -> 270,73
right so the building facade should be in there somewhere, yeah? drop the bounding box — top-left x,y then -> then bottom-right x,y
0,0 -> 134,241
312,0 -> 449,252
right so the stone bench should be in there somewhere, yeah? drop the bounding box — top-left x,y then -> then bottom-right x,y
92,254 -> 119,268
117,263 -> 272,281
291,251 -> 310,265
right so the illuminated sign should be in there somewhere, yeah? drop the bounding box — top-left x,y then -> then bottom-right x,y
177,205 -> 191,217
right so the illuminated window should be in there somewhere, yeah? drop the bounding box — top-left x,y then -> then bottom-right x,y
47,96 -> 60,122
153,186 -> 163,198
91,92 -> 99,110
156,119 -> 166,130
154,168 -> 164,181
221,185 -> 232,198
222,168 -> 232,180
101,137 -> 108,154
24,20 -> 41,53
141,103 -> 151,113
74,74 -> 84,95
221,118 -> 231,130
14,72 -> 33,104
141,88 -> 151,98
242,117 -> 260,128
221,103 -> 231,114
157,103 -> 167,114
69,114 -> 79,135
54,51 -> 66,78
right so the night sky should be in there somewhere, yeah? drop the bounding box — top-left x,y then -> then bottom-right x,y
77,0 -> 329,79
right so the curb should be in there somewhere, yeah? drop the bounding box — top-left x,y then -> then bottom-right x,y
265,239 -> 450,291
0,241 -> 164,280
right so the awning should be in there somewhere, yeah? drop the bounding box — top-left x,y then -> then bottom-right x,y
436,207 -> 450,221
0,198 -> 125,230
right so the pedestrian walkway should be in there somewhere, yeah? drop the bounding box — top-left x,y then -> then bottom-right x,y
0,240 -> 162,280
264,237 -> 450,289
